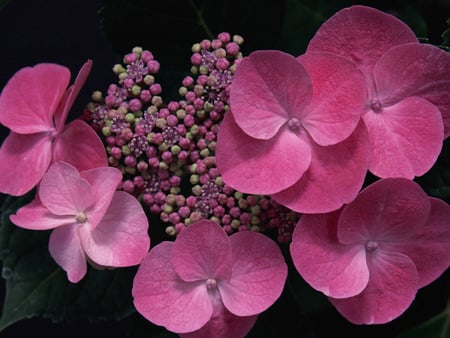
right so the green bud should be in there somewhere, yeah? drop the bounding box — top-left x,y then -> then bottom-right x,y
121,145 -> 132,155
125,113 -> 135,123
165,226 -> 176,236
190,174 -> 199,185
102,126 -> 111,137
131,85 -> 141,96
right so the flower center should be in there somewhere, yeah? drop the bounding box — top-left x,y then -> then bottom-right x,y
206,278 -> 217,289
365,240 -> 378,252
75,212 -> 87,223
369,98 -> 383,113
287,117 -> 301,131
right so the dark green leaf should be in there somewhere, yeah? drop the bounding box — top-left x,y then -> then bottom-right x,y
0,0 -> 11,10
396,299 -> 450,338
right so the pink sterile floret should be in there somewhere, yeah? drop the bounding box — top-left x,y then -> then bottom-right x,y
216,49 -> 370,213
132,219 -> 287,336
0,61 -> 107,196
307,5 -> 450,179
290,178 -> 450,324
10,161 -> 150,283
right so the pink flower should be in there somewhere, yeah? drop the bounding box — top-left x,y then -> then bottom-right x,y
10,161 -> 150,283
0,61 -> 107,196
290,178 -> 450,324
132,219 -> 287,336
216,50 -> 370,213
307,5 -> 450,178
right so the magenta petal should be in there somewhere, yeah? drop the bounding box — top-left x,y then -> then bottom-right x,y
0,131 -> 52,196
53,120 -> 108,171
330,250 -> 418,324
394,198 -> 450,288
79,166 -> 122,228
230,50 -> 312,139
39,162 -> 94,215
219,231 -> 287,316
216,112 -> 311,195
307,5 -> 417,82
49,224 -> 87,283
337,178 -> 431,244
180,301 -> 258,338
374,43 -> 450,138
290,210 -> 369,298
55,60 -> 93,132
363,96 -> 443,179
80,191 -> 150,267
10,196 -> 75,230
0,63 -> 70,133
172,220 -> 232,282
273,121 -> 369,213
298,52 -> 367,145
132,242 -> 213,333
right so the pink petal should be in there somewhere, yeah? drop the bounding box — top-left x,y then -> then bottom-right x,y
330,250 -> 418,324
10,195 -> 75,230
290,210 -> 369,299
55,60 -> 93,132
272,121 -> 369,213
39,162 -> 94,215
80,191 -> 150,267
216,112 -> 311,195
298,51 -> 367,145
180,300 -> 258,338
219,230 -> 287,316
79,166 -> 122,229
337,178 -> 431,244
307,5 -> 417,85
363,96 -> 443,179
0,63 -> 70,133
373,43 -> 450,138
53,119 -> 108,171
0,131 -> 52,196
132,241 -> 213,333
230,50 -> 312,140
49,224 -> 87,283
392,197 -> 450,288
172,220 -> 232,282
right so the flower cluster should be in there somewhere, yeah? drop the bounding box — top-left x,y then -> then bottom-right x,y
0,4 -> 449,337
83,33 -> 300,242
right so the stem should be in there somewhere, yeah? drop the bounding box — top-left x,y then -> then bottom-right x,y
189,0 -> 214,40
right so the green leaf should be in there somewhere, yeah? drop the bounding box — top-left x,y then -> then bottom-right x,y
415,138 -> 450,203
280,0 -> 357,55
396,299 -> 450,338
0,0 -> 11,10
0,193 -> 136,332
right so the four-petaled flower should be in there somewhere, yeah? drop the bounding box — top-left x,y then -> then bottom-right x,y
307,5 -> 450,178
0,61 -> 107,196
216,50 -> 370,213
10,161 -> 151,283
132,219 -> 287,337
290,178 -> 450,324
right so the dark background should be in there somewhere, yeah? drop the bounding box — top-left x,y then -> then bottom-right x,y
0,0 -> 449,337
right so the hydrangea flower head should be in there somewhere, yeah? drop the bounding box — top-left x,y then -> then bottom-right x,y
132,219 -> 287,336
10,161 -> 150,283
0,61 -> 107,196
290,178 -> 450,324
216,50 -> 370,213
307,5 -> 450,178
